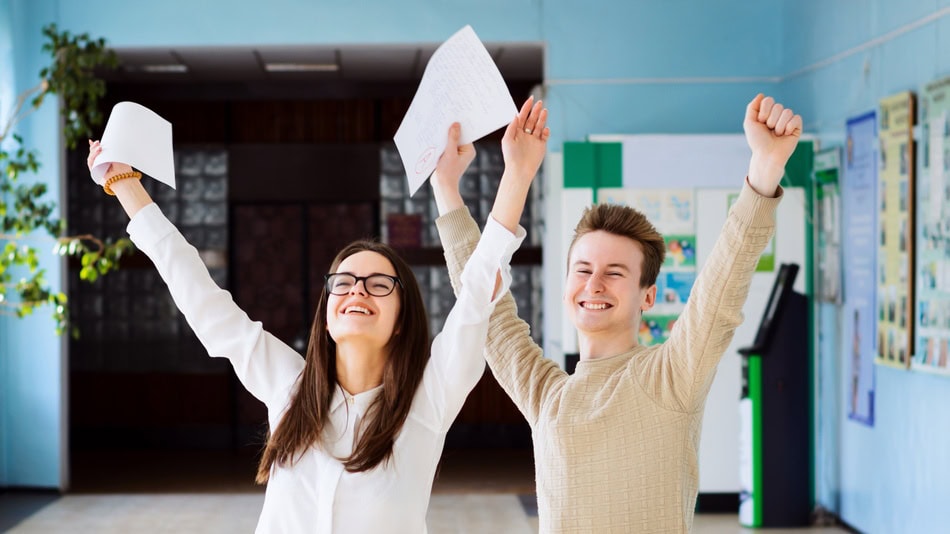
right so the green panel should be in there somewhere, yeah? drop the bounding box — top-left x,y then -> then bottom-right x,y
595,142 -> 623,188
563,141 -> 597,188
784,140 -> 815,188
749,355 -> 764,527
563,141 -> 624,198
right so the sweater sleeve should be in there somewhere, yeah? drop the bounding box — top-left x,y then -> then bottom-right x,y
127,203 -> 305,414
637,180 -> 781,413
436,208 -> 567,426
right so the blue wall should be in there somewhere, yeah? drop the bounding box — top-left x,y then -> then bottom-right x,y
50,0 -> 782,145
542,1 -> 781,141
783,0 -> 950,140
0,0 -> 67,489
55,1 -> 543,46
785,1 -> 950,533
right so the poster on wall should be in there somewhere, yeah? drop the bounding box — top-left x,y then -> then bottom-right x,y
843,111 -> 877,426
913,77 -> 950,375
598,188 -> 697,345
814,148 -> 842,303
876,91 -> 916,369
728,193 -> 776,272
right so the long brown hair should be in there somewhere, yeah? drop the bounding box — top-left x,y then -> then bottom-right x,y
256,240 -> 430,483
568,203 -> 666,288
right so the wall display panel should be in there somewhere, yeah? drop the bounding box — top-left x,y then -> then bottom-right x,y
876,92 -> 916,369
843,112 -> 878,425
913,77 -> 950,375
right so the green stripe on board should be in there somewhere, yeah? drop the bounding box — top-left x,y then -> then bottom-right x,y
749,355 -> 764,526
596,142 -> 623,189
563,141 -> 623,201
563,142 -> 597,188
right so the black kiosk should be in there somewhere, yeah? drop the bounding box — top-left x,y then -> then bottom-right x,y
737,263 -> 810,527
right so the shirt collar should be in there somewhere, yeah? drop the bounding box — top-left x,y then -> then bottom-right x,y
330,383 -> 384,414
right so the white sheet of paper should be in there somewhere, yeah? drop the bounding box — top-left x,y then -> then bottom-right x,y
393,25 -> 517,196
91,102 -> 176,189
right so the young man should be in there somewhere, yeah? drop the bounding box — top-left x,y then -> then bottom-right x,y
431,94 -> 801,532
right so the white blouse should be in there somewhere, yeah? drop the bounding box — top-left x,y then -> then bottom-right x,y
127,203 -> 524,534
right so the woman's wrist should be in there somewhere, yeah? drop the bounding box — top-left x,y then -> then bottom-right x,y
103,170 -> 142,196
110,177 -> 154,219
104,162 -> 134,179
490,174 -> 531,233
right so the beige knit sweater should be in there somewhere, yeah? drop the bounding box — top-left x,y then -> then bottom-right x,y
436,182 -> 780,533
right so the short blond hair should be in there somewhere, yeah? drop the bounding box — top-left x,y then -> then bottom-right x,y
568,204 -> 666,288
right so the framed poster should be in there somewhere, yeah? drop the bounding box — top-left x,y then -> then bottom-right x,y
913,77 -> 950,375
876,91 -> 915,369
843,112 -> 878,425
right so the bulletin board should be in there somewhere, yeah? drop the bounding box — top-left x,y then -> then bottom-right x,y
913,77 -> 950,375
843,112 -> 878,425
876,91 -> 915,369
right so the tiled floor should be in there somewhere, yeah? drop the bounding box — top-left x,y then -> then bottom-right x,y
3,492 -> 853,533
4,493 -> 263,533
1,449 -> 854,533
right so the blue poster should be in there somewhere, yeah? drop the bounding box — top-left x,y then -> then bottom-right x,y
842,112 -> 878,426
655,271 -> 696,306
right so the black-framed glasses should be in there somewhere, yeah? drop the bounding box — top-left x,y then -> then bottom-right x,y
324,273 -> 401,297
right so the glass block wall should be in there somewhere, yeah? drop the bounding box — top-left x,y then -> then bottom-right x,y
67,148 -> 229,373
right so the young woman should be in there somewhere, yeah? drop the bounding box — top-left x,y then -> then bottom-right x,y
85,98 -> 549,533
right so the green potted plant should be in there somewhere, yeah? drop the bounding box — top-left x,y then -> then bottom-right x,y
1,24 -> 130,336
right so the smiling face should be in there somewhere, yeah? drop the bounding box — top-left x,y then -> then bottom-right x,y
564,230 -> 657,345
326,250 -> 402,351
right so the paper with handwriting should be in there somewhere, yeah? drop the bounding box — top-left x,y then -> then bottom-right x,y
394,25 -> 516,196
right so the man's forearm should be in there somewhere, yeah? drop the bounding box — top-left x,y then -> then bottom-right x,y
747,154 -> 786,198
431,171 -> 466,216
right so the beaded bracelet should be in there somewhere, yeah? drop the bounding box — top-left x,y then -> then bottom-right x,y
103,171 -> 142,196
